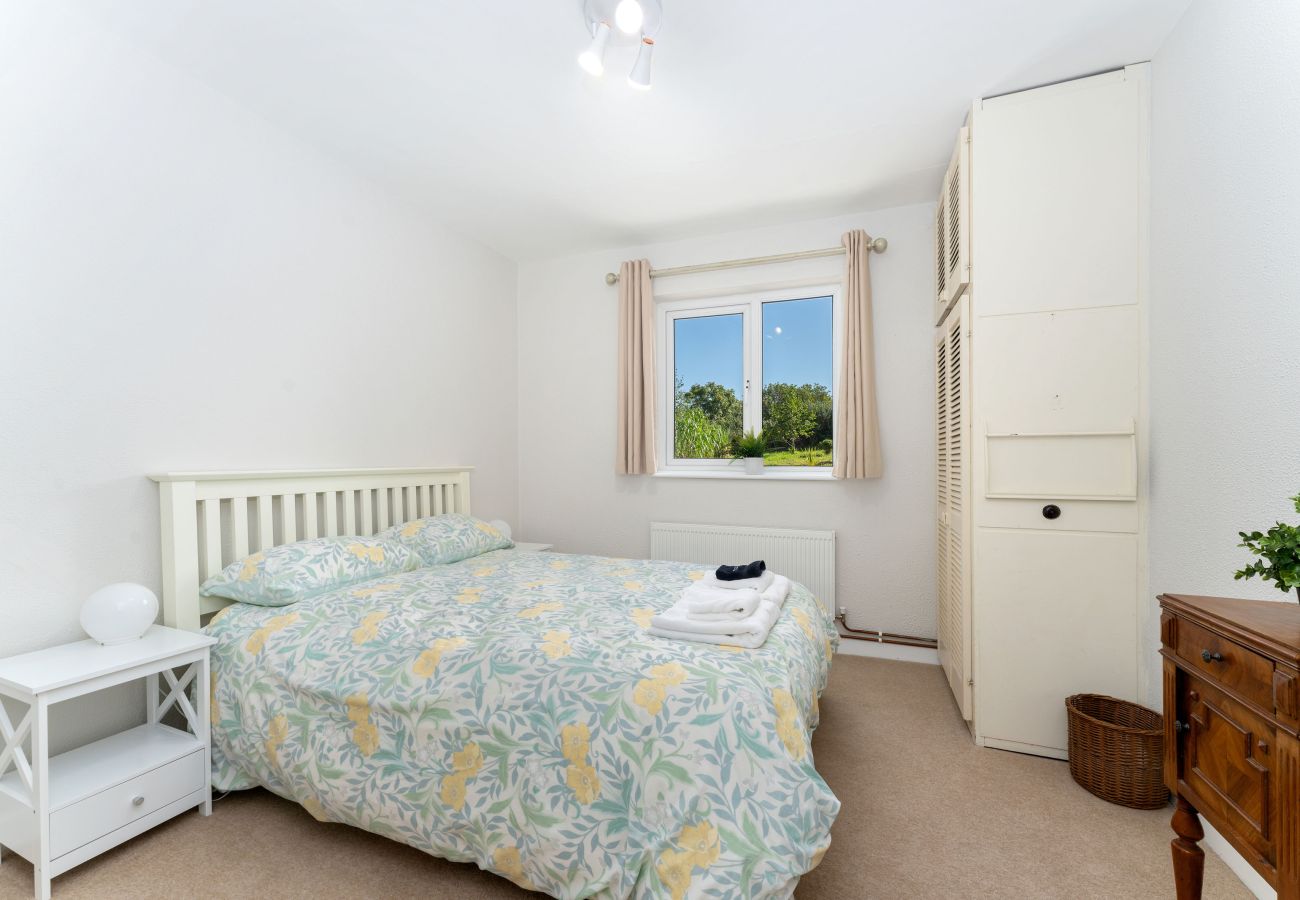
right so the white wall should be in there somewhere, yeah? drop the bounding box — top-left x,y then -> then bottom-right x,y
0,1 -> 518,751
1145,0 -> 1300,707
517,205 -> 936,638
1149,6 -> 1300,892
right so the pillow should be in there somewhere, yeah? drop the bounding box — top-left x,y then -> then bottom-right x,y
382,513 -> 513,566
201,535 -> 422,607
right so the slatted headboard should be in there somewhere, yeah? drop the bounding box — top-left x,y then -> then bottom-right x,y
148,467 -> 473,631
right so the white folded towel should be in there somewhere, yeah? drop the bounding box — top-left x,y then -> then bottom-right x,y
647,572 -> 795,647
680,583 -> 761,618
761,574 -> 791,608
683,605 -> 761,622
646,624 -> 772,650
701,569 -> 775,592
649,595 -> 783,639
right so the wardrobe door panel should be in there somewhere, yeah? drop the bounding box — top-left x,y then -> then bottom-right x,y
937,299 -> 972,719
976,305 -> 1140,434
973,68 -> 1143,317
975,528 -> 1139,754
936,329 -> 953,703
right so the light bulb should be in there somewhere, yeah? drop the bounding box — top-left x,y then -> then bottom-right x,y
614,0 -> 644,34
578,21 -> 611,77
628,37 -> 654,90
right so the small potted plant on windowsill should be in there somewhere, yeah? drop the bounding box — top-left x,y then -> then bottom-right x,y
735,430 -> 766,476
1234,492 -> 1300,603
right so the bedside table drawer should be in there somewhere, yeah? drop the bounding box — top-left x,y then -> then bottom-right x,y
49,749 -> 204,859
1175,616 -> 1274,710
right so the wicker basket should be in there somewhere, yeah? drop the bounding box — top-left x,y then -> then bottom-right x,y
1065,693 -> 1167,809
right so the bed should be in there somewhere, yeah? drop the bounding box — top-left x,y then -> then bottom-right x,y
151,468 -> 840,899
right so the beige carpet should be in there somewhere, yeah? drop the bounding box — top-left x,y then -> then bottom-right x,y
0,657 -> 1251,899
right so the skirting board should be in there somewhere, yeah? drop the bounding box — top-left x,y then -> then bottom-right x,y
835,639 -> 939,665
1202,818 -> 1273,899
978,736 -> 1068,761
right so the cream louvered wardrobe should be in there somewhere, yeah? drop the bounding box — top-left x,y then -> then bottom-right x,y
935,65 -> 1149,759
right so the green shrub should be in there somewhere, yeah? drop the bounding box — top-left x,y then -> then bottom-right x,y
674,406 -> 733,459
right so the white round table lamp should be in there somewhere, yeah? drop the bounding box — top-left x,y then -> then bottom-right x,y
81,582 -> 159,645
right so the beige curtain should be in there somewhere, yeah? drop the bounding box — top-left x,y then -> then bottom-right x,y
616,259 -> 657,474
833,230 -> 884,478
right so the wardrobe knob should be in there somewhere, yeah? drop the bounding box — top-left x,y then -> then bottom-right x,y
1042,504 -> 1061,520
1201,649 -> 1223,663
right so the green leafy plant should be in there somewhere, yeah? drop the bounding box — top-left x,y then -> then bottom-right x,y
1235,493 -> 1300,603
734,430 -> 767,459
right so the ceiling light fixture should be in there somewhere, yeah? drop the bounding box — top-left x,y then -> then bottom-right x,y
614,0 -> 644,34
628,38 -> 654,90
579,0 -> 662,91
578,21 -> 611,77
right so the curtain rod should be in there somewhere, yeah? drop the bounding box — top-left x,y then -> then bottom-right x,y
603,237 -> 888,286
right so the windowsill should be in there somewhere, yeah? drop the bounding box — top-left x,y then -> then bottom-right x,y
653,468 -> 835,481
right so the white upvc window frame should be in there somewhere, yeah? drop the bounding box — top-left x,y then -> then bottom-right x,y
656,283 -> 842,477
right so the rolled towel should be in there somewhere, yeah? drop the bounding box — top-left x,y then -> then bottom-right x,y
700,569 -> 774,592
715,560 -> 766,581
650,596 -> 782,637
680,583 -> 761,618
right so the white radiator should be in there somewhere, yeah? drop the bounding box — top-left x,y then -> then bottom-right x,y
650,522 -> 835,608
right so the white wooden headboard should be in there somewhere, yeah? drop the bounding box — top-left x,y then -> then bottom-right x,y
148,467 -> 473,631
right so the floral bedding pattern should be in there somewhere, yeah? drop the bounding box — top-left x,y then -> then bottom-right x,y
206,550 -> 841,899
381,513 -> 514,566
200,534 -> 421,607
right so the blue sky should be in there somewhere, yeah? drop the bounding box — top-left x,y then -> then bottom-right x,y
674,296 -> 832,397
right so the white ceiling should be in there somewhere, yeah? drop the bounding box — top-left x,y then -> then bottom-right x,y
72,0 -> 1189,261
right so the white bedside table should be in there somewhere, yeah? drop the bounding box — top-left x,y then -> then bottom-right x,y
513,542 -> 553,552
0,625 -> 216,900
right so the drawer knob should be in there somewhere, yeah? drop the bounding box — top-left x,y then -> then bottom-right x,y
131,795 -> 145,807
1201,649 -> 1224,663
1174,719 -> 1189,734
1042,504 -> 1061,520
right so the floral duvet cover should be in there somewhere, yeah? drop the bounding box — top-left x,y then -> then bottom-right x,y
206,549 -> 840,898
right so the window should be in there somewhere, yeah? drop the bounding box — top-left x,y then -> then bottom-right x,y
660,286 -> 838,473
671,312 -> 744,459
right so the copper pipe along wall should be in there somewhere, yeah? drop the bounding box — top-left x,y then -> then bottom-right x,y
835,612 -> 938,649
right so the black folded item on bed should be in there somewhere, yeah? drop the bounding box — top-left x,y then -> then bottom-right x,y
714,560 -> 766,581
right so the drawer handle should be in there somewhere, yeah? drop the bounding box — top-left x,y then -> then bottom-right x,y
1174,719 -> 1189,734
131,795 -> 145,807
1201,649 -> 1224,663
1042,504 -> 1061,520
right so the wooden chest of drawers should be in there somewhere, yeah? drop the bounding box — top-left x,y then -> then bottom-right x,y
1160,594 -> 1300,900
